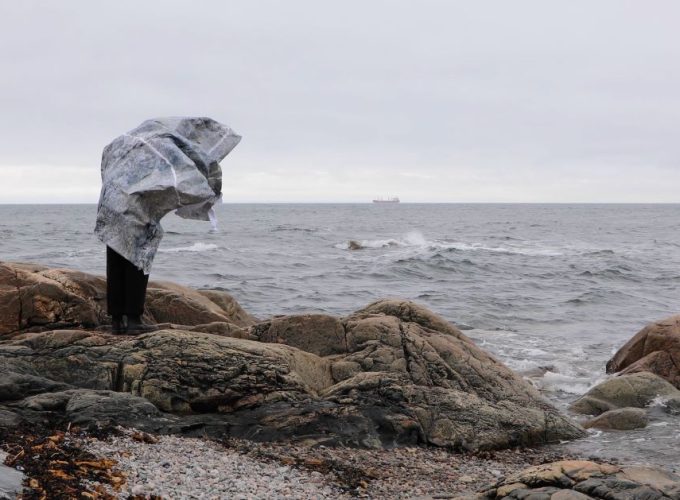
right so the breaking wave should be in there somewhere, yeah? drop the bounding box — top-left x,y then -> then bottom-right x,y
160,242 -> 219,253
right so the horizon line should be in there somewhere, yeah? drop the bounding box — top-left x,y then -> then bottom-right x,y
1,201 -> 679,206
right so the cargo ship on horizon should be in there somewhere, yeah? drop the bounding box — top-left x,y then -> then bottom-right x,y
372,196 -> 400,203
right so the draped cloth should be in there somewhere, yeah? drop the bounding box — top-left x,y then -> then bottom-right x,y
94,117 -> 241,273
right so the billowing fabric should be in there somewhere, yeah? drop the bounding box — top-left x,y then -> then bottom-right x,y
94,117 -> 241,273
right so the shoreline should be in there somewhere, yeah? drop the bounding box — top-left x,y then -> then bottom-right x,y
1,261 -> 680,497
5,421 -> 680,499
2,425 -> 590,499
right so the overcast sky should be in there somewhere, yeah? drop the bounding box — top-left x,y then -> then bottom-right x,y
1,0 -> 679,203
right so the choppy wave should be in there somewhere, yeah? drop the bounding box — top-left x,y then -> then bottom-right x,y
160,242 -> 219,253
581,249 -> 616,256
438,242 -> 564,256
578,268 -> 640,283
336,231 -> 424,249
337,231 -> 571,256
272,224 -> 324,233
566,289 -> 637,306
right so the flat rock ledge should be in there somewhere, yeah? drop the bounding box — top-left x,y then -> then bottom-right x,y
471,460 -> 680,500
0,262 -> 584,451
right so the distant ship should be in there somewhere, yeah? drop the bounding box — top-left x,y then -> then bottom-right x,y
372,197 -> 400,204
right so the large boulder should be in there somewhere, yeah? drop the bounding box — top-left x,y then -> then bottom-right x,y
607,315 -> 680,388
0,261 -> 256,337
569,372 -> 680,416
477,460 -> 680,499
0,263 -> 585,450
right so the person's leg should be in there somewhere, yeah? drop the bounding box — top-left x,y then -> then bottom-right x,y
106,246 -> 126,333
123,263 -> 149,317
123,259 -> 155,332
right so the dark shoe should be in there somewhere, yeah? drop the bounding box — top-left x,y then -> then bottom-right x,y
125,315 -> 157,334
111,316 -> 126,335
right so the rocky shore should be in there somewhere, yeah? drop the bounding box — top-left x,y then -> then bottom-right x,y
1,261 -> 680,498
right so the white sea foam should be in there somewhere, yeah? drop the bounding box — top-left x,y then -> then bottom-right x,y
647,395 -> 674,409
532,371 -> 597,395
436,242 -> 564,257
160,242 -> 219,253
336,238 -> 401,249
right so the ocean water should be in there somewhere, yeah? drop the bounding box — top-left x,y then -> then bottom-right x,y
2,203 -> 680,468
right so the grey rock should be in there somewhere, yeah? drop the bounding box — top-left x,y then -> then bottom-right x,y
487,461 -> 680,500
0,452 -> 23,500
550,491 -> 593,500
574,478 -> 663,500
582,407 -> 648,430
0,371 -> 72,401
0,409 -> 21,428
6,389 -> 172,432
507,487 -> 561,500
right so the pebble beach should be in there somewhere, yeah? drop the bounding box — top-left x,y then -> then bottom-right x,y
76,428 -> 583,499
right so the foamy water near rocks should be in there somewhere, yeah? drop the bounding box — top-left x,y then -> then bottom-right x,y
569,372 -> 680,417
566,317 -> 680,431
0,261 -> 585,451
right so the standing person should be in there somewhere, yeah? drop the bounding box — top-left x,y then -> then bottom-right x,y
94,117 -> 241,334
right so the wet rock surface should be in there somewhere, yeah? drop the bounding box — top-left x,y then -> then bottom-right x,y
0,262 -> 584,451
582,407 -> 649,430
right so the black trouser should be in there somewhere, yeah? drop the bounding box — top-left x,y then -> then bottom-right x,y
106,246 -> 149,317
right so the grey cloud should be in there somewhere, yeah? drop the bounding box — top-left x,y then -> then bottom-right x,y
1,0 -> 679,202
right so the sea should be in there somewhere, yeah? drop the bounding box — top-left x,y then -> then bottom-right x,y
2,203 -> 679,469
